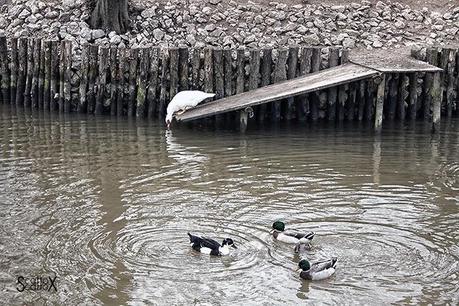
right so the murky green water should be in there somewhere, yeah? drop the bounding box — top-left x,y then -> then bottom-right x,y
0,104 -> 458,305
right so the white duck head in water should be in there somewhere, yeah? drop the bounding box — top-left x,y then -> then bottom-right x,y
165,90 -> 216,129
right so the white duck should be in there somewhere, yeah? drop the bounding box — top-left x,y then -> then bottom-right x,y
166,90 -> 216,129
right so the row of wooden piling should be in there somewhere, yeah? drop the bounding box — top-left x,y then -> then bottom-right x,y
0,36 -> 458,126
0,36 -> 72,112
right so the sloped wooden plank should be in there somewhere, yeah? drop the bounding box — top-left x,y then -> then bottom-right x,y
177,63 -> 379,122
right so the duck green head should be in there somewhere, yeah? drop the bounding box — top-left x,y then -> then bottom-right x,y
272,221 -> 285,232
298,259 -> 311,271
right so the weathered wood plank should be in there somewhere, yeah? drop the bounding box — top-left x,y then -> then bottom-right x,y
223,49 -> 232,97
24,38 -> 34,106
191,49 -> 201,90
43,40 -> 51,110
169,47 -> 179,101
350,51 -> 443,72
127,48 -> 139,117
445,49 -> 456,117
38,39 -> 45,109
338,49 -> 349,121
248,49 -> 260,120
259,48 -> 272,121
327,47 -> 339,121
374,74 -> 386,133
78,44 -> 89,113
158,49 -> 169,118
117,48 -> 126,117
136,48 -> 149,118
95,47 -> 109,115
272,49 -> 288,121
147,47 -> 159,119
49,40 -> 59,111
63,41 -> 72,113
432,72 -> 442,132
398,73 -> 409,120
16,37 -> 28,108
178,63 -> 379,122
236,49 -> 245,95
310,47 -> 321,121
297,47 -> 312,121
408,72 -> 418,120
423,47 -> 438,120
214,48 -> 225,123
387,74 -> 399,120
10,37 -> 18,106
178,47 -> 189,91
87,44 -> 98,114
109,46 -> 118,116
0,36 -> 10,104
30,38 -> 40,108
286,46 -> 299,121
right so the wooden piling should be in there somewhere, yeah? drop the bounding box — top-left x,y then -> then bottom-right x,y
30,38 -> 40,108
63,41 -> 72,113
95,47 -> 109,115
338,50 -> 349,121
236,49 -> 245,94
285,47 -> 299,121
109,47 -> 117,116
117,48 -> 126,117
78,45 -> 88,113
43,40 -> 52,110
248,49 -> 260,120
297,47 -> 312,121
398,73 -> 409,120
272,49 -> 288,121
357,81 -> 366,121
374,74 -> 386,133
136,48 -> 149,118
0,36 -> 10,104
159,49 -> 169,118
50,40 -> 59,111
259,48 -> 272,121
38,39 -> 45,109
147,47 -> 159,119
24,38 -> 34,106
408,73 -> 418,120
432,72 -> 442,132
310,47 -> 321,121
214,48 -> 225,123
347,83 -> 357,121
223,49 -> 233,98
178,47 -> 189,91
423,47 -> 438,120
16,37 -> 27,108
445,49 -> 456,117
10,37 -> 18,106
59,41 -> 65,112
87,45 -> 98,114
327,48 -> 339,121
191,49 -> 201,90
127,48 -> 139,117
169,47 -> 179,101
387,74 -> 399,120
204,48 -> 214,94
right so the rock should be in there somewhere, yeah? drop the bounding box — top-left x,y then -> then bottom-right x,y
45,11 -> 59,19
209,0 -> 221,4
153,28 -> 165,40
141,8 -> 156,19
342,37 -> 356,48
18,9 -> 30,20
204,24 -> 216,32
91,29 -> 105,40
304,33 -> 320,45
395,20 -> 406,29
110,35 -> 122,45
373,40 -> 383,48
331,5 -> 345,13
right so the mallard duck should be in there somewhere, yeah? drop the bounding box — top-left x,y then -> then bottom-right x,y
298,257 -> 337,281
271,221 -> 315,252
187,233 -> 237,256
166,91 -> 216,129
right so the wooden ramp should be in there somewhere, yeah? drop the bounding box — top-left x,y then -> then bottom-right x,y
177,63 -> 379,122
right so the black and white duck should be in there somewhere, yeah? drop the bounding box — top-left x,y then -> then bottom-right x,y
187,233 -> 237,256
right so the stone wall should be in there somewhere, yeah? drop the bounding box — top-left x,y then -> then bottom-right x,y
0,0 -> 458,55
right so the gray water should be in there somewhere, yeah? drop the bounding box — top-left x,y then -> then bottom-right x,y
0,104 -> 458,305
